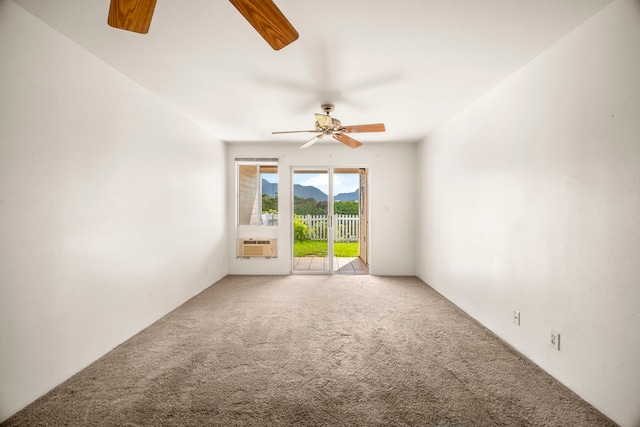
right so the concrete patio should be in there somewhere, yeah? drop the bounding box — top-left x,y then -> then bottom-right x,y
293,256 -> 369,275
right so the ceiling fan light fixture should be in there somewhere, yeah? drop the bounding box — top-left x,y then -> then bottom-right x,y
272,104 -> 385,149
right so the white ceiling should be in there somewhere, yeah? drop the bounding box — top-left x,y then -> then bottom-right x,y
13,0 -> 613,145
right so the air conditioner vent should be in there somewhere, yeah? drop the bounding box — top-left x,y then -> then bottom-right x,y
244,240 -> 272,245
238,239 -> 277,258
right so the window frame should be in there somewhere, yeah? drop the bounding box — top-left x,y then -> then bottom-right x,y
236,160 -> 278,227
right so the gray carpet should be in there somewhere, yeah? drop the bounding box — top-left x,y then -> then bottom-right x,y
2,275 -> 616,426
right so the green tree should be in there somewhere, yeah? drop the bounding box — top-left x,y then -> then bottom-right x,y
334,200 -> 359,215
262,193 -> 278,213
293,197 -> 327,215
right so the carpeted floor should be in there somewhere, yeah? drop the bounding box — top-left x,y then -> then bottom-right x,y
1,275 -> 616,426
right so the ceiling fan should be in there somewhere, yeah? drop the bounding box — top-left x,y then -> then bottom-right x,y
272,104 -> 386,149
107,0 -> 299,50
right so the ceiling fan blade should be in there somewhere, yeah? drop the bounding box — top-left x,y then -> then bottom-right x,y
229,0 -> 299,50
300,134 -> 323,149
342,123 -> 386,133
272,130 -> 317,135
108,0 -> 157,34
333,134 -> 363,149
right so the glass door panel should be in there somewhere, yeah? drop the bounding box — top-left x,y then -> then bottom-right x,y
292,169 -> 331,273
333,168 -> 366,274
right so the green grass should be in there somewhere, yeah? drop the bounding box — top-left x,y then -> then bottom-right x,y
294,240 -> 359,257
334,242 -> 359,257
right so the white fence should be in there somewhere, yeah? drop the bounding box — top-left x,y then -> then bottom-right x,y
261,213 -> 278,226
298,214 -> 359,242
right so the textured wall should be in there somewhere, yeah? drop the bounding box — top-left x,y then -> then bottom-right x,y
415,1 -> 640,425
0,2 -> 228,421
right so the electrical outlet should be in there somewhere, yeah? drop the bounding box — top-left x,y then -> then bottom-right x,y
550,330 -> 560,350
513,310 -> 521,325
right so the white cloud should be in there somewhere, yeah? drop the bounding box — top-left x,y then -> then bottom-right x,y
301,175 -> 329,194
333,174 -> 359,195
296,173 -> 359,196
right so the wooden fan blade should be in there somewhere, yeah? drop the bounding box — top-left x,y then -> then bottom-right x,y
272,130 -> 317,135
300,134 -> 323,149
333,134 -> 363,149
229,0 -> 299,50
343,123 -> 386,133
108,0 -> 157,34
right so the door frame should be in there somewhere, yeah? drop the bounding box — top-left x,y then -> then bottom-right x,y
291,166 -> 369,274
359,168 -> 369,266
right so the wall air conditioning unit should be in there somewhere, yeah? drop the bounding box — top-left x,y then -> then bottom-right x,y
238,239 -> 277,258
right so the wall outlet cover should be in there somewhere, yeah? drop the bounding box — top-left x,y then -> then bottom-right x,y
550,330 -> 560,350
513,310 -> 521,325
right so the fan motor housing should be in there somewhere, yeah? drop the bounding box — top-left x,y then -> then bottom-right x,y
321,103 -> 335,114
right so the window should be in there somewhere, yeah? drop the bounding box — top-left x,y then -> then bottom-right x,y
237,161 -> 278,226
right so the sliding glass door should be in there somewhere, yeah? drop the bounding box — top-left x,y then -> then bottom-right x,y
291,167 -> 368,274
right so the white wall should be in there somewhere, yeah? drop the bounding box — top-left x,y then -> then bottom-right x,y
226,142 -> 416,276
415,0 -> 640,425
0,1 -> 227,421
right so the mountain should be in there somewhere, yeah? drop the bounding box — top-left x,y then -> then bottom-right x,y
334,189 -> 359,202
262,179 -> 278,196
264,179 -> 358,202
294,184 -> 327,201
